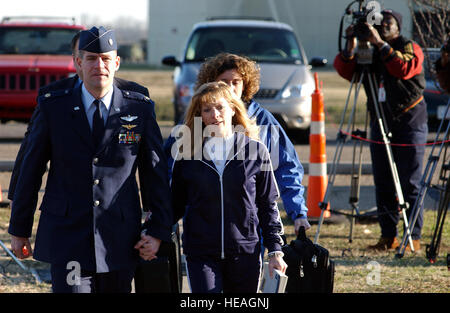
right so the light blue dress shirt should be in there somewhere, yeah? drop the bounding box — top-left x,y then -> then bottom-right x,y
81,83 -> 113,130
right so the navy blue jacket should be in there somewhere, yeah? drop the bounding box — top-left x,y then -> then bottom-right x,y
165,99 -> 307,222
8,75 -> 150,202
171,133 -> 284,258
8,85 -> 172,273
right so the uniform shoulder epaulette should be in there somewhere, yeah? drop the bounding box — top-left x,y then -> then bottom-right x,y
38,88 -> 73,102
122,90 -> 154,103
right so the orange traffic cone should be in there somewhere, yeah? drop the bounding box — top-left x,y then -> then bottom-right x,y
307,72 -> 330,218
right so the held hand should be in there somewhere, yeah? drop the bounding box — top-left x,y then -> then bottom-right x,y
294,218 -> 311,235
134,234 -> 161,261
268,254 -> 287,279
11,235 -> 32,259
366,23 -> 384,47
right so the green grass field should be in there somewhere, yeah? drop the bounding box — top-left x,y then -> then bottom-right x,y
0,205 -> 448,293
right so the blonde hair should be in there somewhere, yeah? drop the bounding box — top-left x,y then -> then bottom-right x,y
184,81 -> 259,154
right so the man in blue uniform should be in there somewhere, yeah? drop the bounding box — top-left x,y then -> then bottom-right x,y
8,31 -> 150,205
8,26 -> 173,292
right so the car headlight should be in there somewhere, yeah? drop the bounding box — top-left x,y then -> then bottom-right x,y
281,84 -> 313,99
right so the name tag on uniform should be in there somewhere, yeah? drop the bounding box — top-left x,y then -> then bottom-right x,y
119,131 -> 141,144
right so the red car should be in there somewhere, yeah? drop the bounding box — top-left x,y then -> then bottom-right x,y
0,17 -> 84,123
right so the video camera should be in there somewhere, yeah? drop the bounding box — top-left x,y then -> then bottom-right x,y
352,7 -> 375,41
339,0 -> 383,64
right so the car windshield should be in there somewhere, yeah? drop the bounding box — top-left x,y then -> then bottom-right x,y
185,26 -> 304,64
0,27 -> 80,55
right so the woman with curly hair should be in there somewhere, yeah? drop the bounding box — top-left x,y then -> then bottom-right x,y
172,82 -> 286,293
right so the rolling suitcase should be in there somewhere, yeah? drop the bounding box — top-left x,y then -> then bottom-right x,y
282,226 -> 335,293
134,223 -> 182,293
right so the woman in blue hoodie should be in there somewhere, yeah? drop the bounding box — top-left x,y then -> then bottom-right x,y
171,82 -> 286,293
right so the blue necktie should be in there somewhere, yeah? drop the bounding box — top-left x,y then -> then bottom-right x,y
92,99 -> 105,147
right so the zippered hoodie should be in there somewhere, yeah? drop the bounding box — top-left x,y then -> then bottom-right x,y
172,133 -> 284,258
165,99 -> 307,222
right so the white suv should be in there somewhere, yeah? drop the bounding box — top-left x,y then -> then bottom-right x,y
162,18 -> 327,138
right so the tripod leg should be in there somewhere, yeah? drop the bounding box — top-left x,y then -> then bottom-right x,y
348,107 -> 369,243
397,100 -> 450,257
314,71 -> 365,244
426,144 -> 450,262
366,71 -> 415,251
430,178 -> 450,261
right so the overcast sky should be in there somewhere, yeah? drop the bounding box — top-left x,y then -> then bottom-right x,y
0,0 -> 148,24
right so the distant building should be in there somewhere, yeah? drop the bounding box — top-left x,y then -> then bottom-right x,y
147,0 -> 411,67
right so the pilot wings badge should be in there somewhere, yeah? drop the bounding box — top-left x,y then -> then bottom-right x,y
120,115 -> 138,122
122,124 -> 137,130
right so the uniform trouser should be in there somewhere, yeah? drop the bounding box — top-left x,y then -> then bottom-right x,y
186,251 -> 262,293
50,264 -> 135,293
369,120 -> 428,240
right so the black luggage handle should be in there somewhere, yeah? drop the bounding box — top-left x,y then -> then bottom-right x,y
297,226 -> 307,241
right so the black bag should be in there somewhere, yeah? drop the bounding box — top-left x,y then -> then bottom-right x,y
282,227 -> 335,293
134,223 -> 182,293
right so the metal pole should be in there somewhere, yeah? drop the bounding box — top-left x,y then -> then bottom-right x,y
397,98 -> 450,258
314,71 -> 363,244
366,70 -> 415,251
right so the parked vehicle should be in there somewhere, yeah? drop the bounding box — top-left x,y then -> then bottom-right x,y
0,16 -> 84,123
162,18 -> 327,139
423,48 -> 450,130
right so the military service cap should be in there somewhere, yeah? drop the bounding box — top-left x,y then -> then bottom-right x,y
79,26 -> 117,53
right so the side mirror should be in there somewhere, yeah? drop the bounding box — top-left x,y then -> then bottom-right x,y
309,57 -> 328,68
162,55 -> 181,67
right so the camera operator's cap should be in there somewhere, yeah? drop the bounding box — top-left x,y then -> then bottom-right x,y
382,9 -> 402,31
79,26 -> 117,53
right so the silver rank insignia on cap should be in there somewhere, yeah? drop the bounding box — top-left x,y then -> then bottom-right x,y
109,38 -> 114,46
45,93 -> 51,98
120,115 -> 138,122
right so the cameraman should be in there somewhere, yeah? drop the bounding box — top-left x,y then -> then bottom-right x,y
435,38 -> 450,94
334,10 -> 427,251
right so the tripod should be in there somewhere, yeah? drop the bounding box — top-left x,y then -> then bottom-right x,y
396,98 -> 450,259
314,64 -> 414,251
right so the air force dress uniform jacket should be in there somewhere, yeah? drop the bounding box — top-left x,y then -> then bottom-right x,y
8,75 -> 150,202
8,85 -> 173,273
